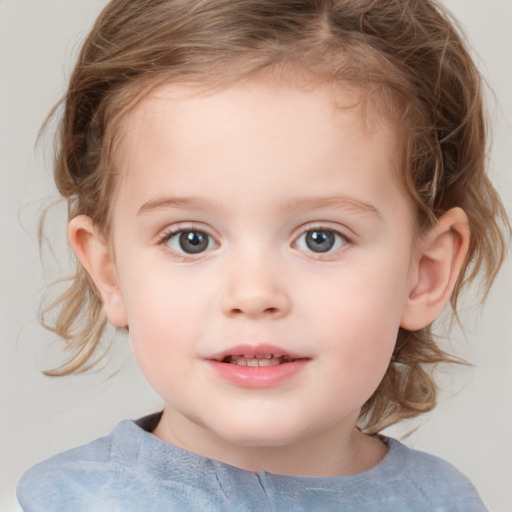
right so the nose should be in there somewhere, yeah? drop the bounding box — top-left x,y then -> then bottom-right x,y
220,254 -> 291,319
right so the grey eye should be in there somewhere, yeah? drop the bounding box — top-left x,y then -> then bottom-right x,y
295,229 -> 346,253
166,230 -> 215,254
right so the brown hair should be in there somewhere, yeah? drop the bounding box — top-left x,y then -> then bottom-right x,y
42,0 -> 509,433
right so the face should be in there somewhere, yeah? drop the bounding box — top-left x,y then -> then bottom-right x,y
107,79 -> 418,468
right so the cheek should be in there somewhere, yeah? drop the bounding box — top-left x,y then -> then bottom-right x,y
316,299 -> 398,408
310,261 -> 408,336
118,260 -> 220,370
116,267 -> 192,363
304,260 -> 409,381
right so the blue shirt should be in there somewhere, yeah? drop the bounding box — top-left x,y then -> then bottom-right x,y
17,413 -> 488,511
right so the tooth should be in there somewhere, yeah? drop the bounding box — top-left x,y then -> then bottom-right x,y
255,354 -> 273,359
258,358 -> 280,367
227,354 -> 296,367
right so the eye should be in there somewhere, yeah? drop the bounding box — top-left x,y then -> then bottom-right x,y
164,229 -> 217,254
294,229 -> 347,254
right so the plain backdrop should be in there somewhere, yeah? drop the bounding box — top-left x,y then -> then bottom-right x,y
1,1 -> 511,510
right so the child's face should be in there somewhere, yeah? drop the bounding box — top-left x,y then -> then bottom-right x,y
108,79 -> 418,458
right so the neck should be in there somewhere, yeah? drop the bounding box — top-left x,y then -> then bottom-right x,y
152,407 -> 388,477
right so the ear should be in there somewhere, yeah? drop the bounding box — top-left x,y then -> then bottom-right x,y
400,207 -> 470,331
68,215 -> 128,328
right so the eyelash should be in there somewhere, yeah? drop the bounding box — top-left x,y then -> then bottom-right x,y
157,224 -> 351,259
292,226 -> 350,258
158,226 -> 218,257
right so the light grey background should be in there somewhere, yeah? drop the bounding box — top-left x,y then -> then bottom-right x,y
1,1 -> 511,510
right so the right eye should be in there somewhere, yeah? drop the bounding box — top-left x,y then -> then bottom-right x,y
163,229 -> 217,255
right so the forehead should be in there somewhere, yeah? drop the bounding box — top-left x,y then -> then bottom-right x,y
112,78 -> 405,217
116,76 -> 398,162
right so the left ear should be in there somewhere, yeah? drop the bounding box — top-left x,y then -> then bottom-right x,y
400,207 -> 470,330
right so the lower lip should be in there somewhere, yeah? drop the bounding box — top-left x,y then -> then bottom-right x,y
207,359 -> 309,388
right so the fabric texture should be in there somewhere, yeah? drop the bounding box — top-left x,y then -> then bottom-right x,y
17,413 -> 488,512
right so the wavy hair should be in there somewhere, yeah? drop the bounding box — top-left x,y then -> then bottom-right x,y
42,0 -> 509,433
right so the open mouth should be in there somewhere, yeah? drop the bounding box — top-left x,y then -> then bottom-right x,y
221,354 -> 296,367
208,347 -> 308,387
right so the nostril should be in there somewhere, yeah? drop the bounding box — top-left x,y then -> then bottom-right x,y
221,288 -> 291,319
227,305 -> 283,318
230,306 -> 278,314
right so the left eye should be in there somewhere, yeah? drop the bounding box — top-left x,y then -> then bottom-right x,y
294,229 -> 347,254
165,230 -> 217,254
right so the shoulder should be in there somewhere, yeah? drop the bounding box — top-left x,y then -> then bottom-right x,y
262,439 -> 488,511
16,414 -> 233,512
17,421 -> 130,512
382,438 -> 488,511
16,415 -> 168,512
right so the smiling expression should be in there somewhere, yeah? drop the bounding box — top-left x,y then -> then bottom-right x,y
102,78 -> 419,472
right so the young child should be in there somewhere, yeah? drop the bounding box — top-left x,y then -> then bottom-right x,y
16,0 -> 509,510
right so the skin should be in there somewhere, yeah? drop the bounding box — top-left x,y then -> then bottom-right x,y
70,78 -> 470,477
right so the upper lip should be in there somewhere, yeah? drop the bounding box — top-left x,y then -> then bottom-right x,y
206,344 -> 308,362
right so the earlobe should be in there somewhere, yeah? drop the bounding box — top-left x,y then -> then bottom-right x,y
400,207 -> 470,331
68,215 -> 128,328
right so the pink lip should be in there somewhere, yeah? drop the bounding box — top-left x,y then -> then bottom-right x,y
206,344 -> 309,388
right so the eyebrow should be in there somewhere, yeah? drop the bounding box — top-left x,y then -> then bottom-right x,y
137,196 -> 213,216
137,194 -> 381,219
281,196 -> 382,219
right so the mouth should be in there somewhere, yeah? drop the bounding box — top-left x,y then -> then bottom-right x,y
207,346 -> 309,388
220,354 -> 297,367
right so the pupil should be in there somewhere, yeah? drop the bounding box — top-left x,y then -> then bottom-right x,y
306,230 -> 335,253
179,231 -> 208,254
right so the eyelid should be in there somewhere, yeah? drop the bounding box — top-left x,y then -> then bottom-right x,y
157,222 -> 218,241
157,223 -> 220,257
292,223 -> 352,257
293,222 -> 352,241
